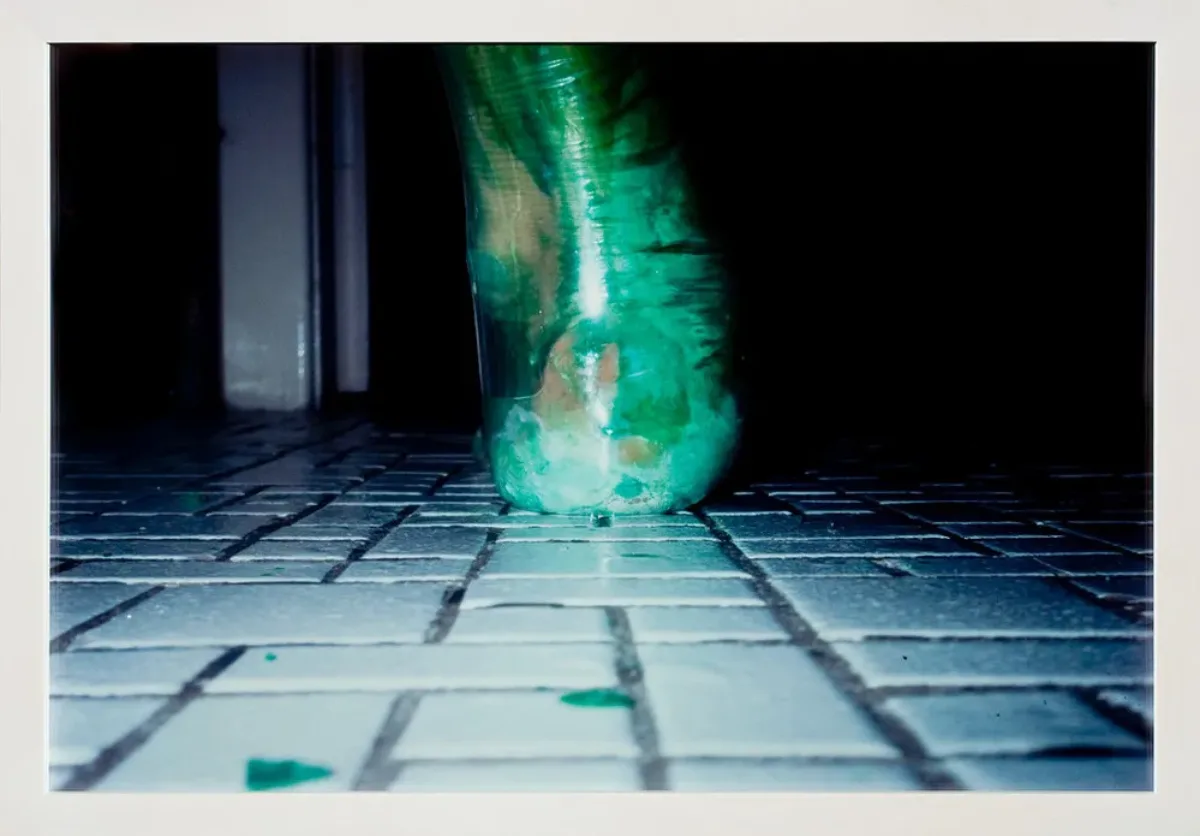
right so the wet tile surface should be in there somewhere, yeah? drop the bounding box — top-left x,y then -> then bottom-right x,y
72,583 -> 447,649
833,639 -> 1152,688
48,421 -> 1153,791
388,759 -> 642,791
50,583 -> 157,638
444,606 -> 611,644
392,692 -> 640,760
91,693 -> 396,791
51,648 -> 228,697
668,759 -> 921,791
626,606 -> 789,643
54,560 -> 333,584
639,644 -> 898,758
882,691 -> 1146,756
944,756 -> 1153,791
50,697 -> 168,766
206,643 -> 619,693
771,577 -> 1147,640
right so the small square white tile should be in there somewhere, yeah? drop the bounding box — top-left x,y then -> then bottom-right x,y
483,541 -> 745,579
366,526 -> 490,558
51,648 -> 227,696
393,692 -> 639,760
437,486 -> 500,496
491,540 -> 731,564
832,639 -> 1152,689
406,504 -> 502,517
232,540 -> 359,561
668,759 -> 920,791
802,509 -> 879,517
50,540 -> 225,561
292,506 -> 406,527
1068,575 -> 1153,601
54,560 -> 331,584
885,557 -> 1053,576
209,501 -> 315,516
335,493 -> 426,506
1036,554 -> 1151,575
772,577 -> 1147,639
206,643 -> 618,693
404,513 -> 550,527
944,756 -> 1152,791
94,693 -> 396,791
411,495 -> 500,507
51,583 -> 157,637
639,644 -> 897,758
335,559 -> 471,583
883,692 -> 1147,756
980,537 -> 1118,557
938,523 -> 1044,538
74,584 -> 446,648
605,516 -> 706,528
740,538 -> 972,558
626,607 -> 788,643
446,607 -> 611,644
462,578 -> 763,609
717,516 -> 928,541
118,493 -> 241,514
361,478 -> 440,491
389,759 -> 641,791
499,526 -> 711,542
49,697 -> 167,766
56,515 -> 265,540
259,526 -> 368,542
1097,688 -> 1153,726
752,558 -> 891,577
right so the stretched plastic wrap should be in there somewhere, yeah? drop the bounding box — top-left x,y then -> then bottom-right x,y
440,45 -> 740,514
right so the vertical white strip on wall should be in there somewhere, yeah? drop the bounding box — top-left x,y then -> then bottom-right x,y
332,45 -> 371,394
217,45 -> 313,411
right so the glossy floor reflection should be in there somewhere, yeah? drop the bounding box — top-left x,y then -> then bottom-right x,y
49,416 -> 1153,791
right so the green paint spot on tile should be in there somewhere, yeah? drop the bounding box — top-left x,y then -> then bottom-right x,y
264,653 -> 277,662
245,758 -> 333,791
560,688 -> 635,709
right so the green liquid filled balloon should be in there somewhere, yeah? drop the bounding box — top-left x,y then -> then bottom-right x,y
439,45 -> 740,515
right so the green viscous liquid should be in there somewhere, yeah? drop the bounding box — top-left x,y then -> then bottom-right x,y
244,758 -> 333,791
560,688 -> 636,709
439,45 -> 740,515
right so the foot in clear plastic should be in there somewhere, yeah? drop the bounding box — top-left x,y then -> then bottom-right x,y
487,317 -> 737,515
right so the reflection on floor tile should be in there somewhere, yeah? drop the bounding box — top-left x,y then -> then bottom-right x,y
49,422 -> 1153,792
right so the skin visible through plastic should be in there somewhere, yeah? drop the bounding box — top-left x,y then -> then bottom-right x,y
439,45 -> 740,515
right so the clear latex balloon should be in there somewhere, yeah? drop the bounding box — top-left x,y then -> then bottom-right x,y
440,45 -> 740,514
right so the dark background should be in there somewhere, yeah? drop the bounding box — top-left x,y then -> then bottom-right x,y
53,45 -> 224,429
53,43 -> 1152,477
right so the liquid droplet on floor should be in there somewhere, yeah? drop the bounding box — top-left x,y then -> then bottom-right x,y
244,758 -> 333,791
560,688 -> 635,708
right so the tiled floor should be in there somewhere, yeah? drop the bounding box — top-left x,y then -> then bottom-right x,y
49,416 -> 1153,792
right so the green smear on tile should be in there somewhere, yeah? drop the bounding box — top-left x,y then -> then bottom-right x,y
560,688 -> 635,708
264,653 -> 277,662
245,758 -> 333,791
